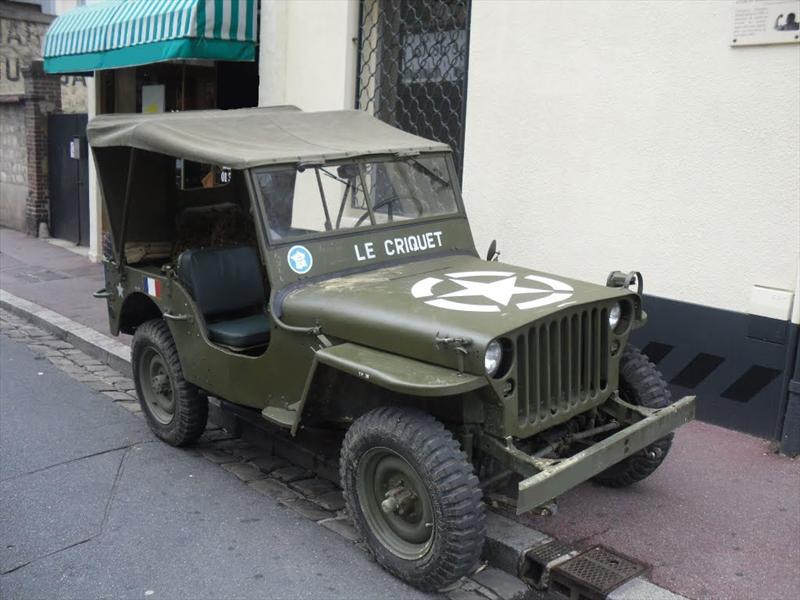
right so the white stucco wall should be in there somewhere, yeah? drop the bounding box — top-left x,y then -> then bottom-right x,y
463,0 -> 800,316
259,0 -> 358,111
87,76 -> 102,263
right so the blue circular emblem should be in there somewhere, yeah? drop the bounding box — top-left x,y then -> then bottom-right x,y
287,245 -> 313,274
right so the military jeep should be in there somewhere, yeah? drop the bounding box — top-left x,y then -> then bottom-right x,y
89,107 -> 694,591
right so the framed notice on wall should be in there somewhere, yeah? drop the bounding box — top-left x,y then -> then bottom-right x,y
141,85 -> 165,113
732,0 -> 800,46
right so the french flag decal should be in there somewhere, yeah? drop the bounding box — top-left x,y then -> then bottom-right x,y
144,277 -> 162,298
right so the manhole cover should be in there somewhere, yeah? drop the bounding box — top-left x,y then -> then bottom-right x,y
550,546 -> 646,599
13,268 -> 68,283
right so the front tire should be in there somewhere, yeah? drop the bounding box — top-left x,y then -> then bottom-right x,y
340,407 -> 485,592
594,345 -> 674,487
132,319 -> 207,446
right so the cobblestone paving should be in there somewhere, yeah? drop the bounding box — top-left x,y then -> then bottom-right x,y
0,308 -> 531,600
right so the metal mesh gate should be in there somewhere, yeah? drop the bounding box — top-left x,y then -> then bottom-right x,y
356,0 -> 471,175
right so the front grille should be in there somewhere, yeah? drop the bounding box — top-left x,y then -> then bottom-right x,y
516,306 -> 609,426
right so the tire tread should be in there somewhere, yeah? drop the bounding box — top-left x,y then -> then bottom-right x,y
132,319 -> 207,446
340,407 -> 485,591
593,345 -> 673,487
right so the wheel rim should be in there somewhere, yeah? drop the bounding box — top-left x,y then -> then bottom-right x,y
356,447 -> 434,561
138,347 -> 175,425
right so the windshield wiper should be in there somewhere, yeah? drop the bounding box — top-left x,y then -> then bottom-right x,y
319,166 -> 362,192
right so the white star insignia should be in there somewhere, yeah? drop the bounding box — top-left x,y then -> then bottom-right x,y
438,276 -> 550,306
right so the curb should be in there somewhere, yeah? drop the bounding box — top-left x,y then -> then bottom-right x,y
0,288 -> 688,600
0,290 -> 131,376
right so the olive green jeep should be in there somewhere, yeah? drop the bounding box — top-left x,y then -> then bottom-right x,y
89,107 -> 694,591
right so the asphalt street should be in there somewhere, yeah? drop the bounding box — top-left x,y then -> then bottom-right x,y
0,334 -> 432,599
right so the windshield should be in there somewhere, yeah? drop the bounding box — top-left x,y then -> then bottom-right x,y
254,154 -> 459,241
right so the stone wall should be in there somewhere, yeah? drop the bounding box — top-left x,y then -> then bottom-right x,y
0,1 -> 88,233
0,3 -> 87,112
0,102 -> 28,230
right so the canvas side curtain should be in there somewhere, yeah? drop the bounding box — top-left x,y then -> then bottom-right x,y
43,0 -> 257,74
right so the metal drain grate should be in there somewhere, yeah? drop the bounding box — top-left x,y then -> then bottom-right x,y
549,546 -> 646,600
528,540 -> 574,564
523,540 -> 576,589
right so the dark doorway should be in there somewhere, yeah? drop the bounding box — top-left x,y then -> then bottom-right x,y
48,113 -> 89,246
217,60 -> 260,109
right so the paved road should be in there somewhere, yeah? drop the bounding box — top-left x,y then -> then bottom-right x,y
0,335 -> 432,599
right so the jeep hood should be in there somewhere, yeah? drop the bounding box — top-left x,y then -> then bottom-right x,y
280,255 -> 633,374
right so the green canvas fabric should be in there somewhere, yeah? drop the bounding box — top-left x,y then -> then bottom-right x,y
87,108 -> 451,169
43,0 -> 257,74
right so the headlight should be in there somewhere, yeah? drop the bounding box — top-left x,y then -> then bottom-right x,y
609,302 -> 622,330
484,340 -> 502,377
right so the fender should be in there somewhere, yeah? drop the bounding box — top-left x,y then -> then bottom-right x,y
285,342 -> 487,435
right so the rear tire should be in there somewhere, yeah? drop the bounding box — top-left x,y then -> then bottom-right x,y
593,345 -> 674,488
132,319 -> 207,446
340,407 -> 485,592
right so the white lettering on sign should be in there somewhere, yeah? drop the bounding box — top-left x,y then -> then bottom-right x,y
385,231 -> 443,257
353,231 -> 443,262
354,241 -> 376,261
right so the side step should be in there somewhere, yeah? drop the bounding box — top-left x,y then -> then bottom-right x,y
261,405 -> 297,428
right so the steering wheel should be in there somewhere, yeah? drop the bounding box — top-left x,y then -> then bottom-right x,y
354,195 -> 425,227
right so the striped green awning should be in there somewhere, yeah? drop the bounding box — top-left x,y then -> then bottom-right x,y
44,0 -> 257,74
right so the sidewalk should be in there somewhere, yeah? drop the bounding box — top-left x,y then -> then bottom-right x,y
2,227 -> 799,600
0,229 -> 112,338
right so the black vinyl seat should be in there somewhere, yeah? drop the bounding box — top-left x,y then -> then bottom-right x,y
176,246 -> 270,348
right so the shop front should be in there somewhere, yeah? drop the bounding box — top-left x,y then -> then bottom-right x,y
42,0 -> 260,257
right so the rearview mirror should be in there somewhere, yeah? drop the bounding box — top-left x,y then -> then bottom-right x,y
486,240 -> 499,262
337,164 -> 359,180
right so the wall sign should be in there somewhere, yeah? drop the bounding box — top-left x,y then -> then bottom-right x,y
141,84 -> 165,113
732,0 -> 800,46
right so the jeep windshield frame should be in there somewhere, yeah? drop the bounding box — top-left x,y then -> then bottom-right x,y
249,152 -> 466,246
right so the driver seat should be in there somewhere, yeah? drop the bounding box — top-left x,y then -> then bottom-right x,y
176,246 -> 270,349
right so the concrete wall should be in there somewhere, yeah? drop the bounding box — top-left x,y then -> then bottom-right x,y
462,0 -> 800,317
259,0 -> 358,111
256,0 -> 359,233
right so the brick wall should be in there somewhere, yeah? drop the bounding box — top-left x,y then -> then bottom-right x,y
22,61 -> 61,236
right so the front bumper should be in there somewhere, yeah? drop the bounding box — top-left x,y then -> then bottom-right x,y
476,395 -> 696,514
